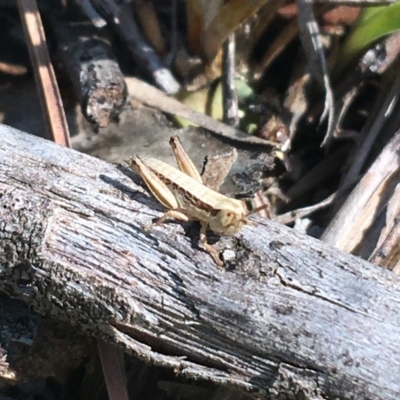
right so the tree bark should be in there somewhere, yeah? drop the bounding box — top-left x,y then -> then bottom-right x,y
1,123 -> 400,399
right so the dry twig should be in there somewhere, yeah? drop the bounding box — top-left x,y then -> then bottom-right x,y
17,0 -> 70,146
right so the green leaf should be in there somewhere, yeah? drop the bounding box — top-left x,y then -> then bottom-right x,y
336,3 -> 400,73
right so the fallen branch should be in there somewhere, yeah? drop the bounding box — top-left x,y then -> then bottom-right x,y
126,77 -> 276,147
55,22 -> 128,128
1,124 -> 400,399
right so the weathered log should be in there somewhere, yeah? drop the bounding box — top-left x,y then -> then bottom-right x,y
1,123 -> 400,399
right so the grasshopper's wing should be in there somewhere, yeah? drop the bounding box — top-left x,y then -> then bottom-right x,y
170,136 -> 238,192
201,148 -> 237,191
129,157 -> 179,210
169,136 -> 203,183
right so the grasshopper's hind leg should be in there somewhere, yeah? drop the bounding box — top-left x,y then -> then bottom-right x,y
169,136 -> 203,183
129,157 -> 188,229
129,157 -> 179,211
200,222 -> 223,267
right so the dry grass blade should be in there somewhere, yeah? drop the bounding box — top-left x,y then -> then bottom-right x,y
296,0 -> 335,147
98,340 -> 129,400
202,0 -> 270,62
134,0 -> 167,58
17,0 -> 70,147
250,0 -> 286,47
186,0 -> 206,53
254,17 -> 299,78
341,69 -> 400,190
369,184 -> 400,270
222,34 -> 239,127
322,130 -> 400,254
186,0 -> 224,54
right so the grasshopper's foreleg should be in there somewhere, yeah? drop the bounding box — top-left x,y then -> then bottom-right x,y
169,136 -> 203,183
200,222 -> 223,267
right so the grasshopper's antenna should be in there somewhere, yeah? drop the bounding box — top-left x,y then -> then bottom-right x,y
246,204 -> 270,218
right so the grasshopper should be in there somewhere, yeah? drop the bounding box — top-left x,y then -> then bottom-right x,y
129,136 -> 266,266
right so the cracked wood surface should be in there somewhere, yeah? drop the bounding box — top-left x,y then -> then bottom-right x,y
1,124 -> 400,399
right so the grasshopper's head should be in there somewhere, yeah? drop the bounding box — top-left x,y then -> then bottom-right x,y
209,199 -> 248,236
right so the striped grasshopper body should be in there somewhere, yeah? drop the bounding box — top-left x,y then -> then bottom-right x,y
129,136 -> 261,266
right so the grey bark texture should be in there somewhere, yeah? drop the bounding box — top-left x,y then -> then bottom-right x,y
1,124 -> 400,399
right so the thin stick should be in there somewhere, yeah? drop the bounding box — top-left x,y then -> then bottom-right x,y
108,2 -> 180,94
341,71 -> 400,190
17,0 -> 70,147
98,340 -> 129,400
133,0 -> 167,58
222,33 -> 239,128
126,77 -> 276,147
